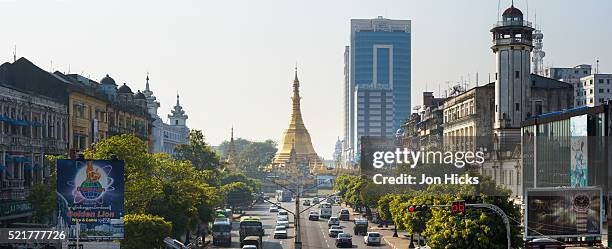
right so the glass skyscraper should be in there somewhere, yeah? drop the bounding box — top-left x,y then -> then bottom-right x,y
343,16 -> 411,162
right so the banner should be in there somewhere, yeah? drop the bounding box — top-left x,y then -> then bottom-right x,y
526,187 -> 602,238
57,159 -> 124,239
570,114 -> 588,187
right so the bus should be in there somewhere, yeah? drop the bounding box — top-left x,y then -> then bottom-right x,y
276,190 -> 292,202
212,218 -> 232,246
239,216 -> 263,242
319,202 -> 332,219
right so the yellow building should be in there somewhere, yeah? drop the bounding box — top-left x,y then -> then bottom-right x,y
68,90 -> 109,152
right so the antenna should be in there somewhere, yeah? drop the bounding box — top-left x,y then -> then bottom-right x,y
13,45 -> 16,62
476,72 -> 479,87
596,60 -> 600,74
50,60 -> 53,72
497,0 -> 501,22
526,0 -> 529,21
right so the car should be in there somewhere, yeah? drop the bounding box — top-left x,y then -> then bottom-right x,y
308,211 -> 319,221
312,197 -> 320,204
277,216 -> 289,228
364,232 -> 381,246
242,245 -> 258,249
335,233 -> 352,248
339,209 -> 350,221
328,217 -> 340,228
303,200 -> 311,206
328,225 -> 344,238
269,205 -> 278,212
273,225 -> 288,239
278,210 -> 288,216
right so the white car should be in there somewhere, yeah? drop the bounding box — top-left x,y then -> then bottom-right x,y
277,216 -> 289,228
273,225 -> 288,239
328,225 -> 344,238
327,216 -> 340,227
364,232 -> 381,246
242,245 -> 257,249
269,206 -> 279,212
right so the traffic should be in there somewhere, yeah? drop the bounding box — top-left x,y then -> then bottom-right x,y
209,192 -> 390,249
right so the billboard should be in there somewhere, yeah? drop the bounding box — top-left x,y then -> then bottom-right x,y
57,159 -> 125,238
570,114 -> 588,187
525,187 -> 602,239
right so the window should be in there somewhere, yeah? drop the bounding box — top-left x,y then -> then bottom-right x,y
515,103 -> 520,111
599,79 -> 604,84
175,120 -> 178,125
515,71 -> 520,78
599,98 -> 604,103
534,101 -> 543,115
599,89 -> 604,93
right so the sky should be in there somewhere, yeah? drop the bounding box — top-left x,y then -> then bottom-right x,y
1,0 -> 611,158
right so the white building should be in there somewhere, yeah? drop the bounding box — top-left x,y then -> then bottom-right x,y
545,64 -> 592,85
142,75 -> 189,155
576,74 -> 612,107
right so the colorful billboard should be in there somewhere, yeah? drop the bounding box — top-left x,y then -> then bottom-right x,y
525,187 -> 602,239
57,159 -> 124,238
570,114 -> 588,187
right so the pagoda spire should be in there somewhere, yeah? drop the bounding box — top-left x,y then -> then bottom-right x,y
145,72 -> 150,91
227,126 -> 237,164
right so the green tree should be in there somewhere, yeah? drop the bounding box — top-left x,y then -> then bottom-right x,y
221,182 -> 254,210
236,140 -> 277,177
174,129 -> 222,171
219,171 -> 260,191
27,155 -> 66,224
85,134 -> 222,238
123,214 -> 172,249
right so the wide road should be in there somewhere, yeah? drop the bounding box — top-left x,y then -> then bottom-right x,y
211,197 -> 390,249
211,198 -> 296,249
299,198 -> 390,249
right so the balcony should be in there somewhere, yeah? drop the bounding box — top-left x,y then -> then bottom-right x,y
492,20 -> 532,28
493,37 -> 532,46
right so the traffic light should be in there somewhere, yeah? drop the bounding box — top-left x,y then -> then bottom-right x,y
407,204 -> 428,213
451,200 -> 465,214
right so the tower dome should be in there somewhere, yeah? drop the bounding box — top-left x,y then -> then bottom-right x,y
117,83 -> 133,94
134,90 -> 146,99
502,5 -> 523,18
100,74 -> 117,85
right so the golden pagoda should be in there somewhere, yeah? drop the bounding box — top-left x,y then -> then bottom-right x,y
272,68 -> 323,173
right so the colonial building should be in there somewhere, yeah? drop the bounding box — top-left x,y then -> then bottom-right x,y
0,58 -> 69,226
53,73 -> 152,155
142,75 -> 189,155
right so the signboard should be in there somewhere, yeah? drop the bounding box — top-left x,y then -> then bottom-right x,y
0,200 -> 32,217
570,114 -> 588,187
57,159 -> 124,239
525,187 -> 602,239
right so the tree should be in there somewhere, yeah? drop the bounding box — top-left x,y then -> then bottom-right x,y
27,155 -> 65,224
219,171 -> 260,191
221,182 -> 254,210
85,134 -> 222,238
236,140 -> 277,177
174,129 -> 222,171
123,214 -> 172,249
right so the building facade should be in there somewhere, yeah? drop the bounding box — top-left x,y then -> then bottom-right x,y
142,76 -> 189,155
0,58 -> 69,226
344,16 -> 411,164
576,74 -> 612,107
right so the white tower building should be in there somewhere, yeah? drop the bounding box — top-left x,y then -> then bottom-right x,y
491,4 -> 535,129
532,28 -> 545,76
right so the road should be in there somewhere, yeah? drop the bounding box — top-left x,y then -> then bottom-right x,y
211,197 -> 391,249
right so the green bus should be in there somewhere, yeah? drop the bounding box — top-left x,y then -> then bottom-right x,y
239,216 -> 263,242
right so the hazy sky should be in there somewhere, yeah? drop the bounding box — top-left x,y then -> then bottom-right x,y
1,0 -> 611,158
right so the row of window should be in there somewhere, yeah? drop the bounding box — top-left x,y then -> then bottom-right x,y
443,99 -> 475,123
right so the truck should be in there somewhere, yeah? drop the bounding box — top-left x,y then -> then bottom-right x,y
354,218 -> 368,235
319,202 -> 332,219
212,218 -> 232,246
276,190 -> 292,202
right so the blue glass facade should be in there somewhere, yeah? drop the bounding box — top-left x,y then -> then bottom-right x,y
352,31 -> 411,132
